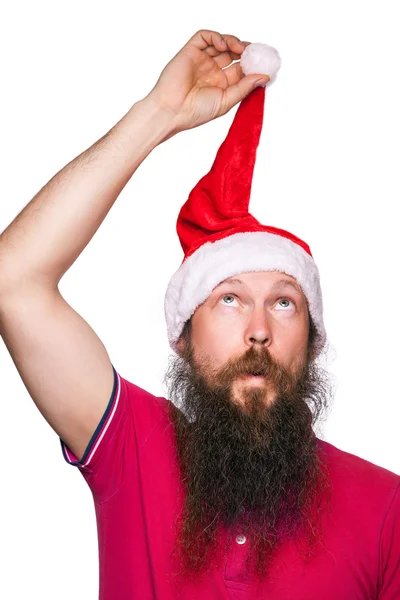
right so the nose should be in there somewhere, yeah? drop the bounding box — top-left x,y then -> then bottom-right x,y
245,307 -> 272,348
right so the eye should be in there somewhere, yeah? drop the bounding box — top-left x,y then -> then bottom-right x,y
220,294 -> 238,306
276,298 -> 294,310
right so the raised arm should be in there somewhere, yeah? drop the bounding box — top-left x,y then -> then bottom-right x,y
0,96 -> 175,460
0,30 -> 267,461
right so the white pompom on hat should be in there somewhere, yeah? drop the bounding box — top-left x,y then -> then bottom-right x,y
164,42 -> 326,356
240,42 -> 282,86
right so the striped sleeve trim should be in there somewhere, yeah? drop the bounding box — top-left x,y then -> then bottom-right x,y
59,364 -> 121,470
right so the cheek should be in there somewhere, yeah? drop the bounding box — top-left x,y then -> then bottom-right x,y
272,315 -> 308,354
281,328 -> 309,369
193,317 -> 241,365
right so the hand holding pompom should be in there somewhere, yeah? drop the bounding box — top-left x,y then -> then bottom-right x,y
146,30 -> 280,134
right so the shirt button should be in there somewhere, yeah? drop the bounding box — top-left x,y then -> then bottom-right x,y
236,534 -> 247,545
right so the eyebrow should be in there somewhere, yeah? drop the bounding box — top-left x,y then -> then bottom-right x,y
214,277 -> 303,295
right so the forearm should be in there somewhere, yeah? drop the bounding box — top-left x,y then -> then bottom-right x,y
0,95 -> 175,294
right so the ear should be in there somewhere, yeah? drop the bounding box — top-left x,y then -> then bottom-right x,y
176,337 -> 185,354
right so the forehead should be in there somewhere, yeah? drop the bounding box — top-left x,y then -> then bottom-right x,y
214,271 -> 303,294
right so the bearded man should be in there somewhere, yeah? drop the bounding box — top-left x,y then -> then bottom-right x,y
0,29 -> 399,600
164,274 -> 333,584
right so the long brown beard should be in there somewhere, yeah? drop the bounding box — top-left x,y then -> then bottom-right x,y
163,335 -> 334,585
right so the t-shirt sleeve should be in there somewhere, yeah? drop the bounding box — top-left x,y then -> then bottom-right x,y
377,481 -> 400,598
59,364 -> 169,503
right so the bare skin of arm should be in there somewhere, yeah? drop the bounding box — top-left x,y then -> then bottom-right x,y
0,30 -> 268,460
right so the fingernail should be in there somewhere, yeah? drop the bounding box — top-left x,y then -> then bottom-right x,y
253,78 -> 268,89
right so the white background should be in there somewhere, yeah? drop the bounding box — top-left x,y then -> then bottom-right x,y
1,1 -> 399,598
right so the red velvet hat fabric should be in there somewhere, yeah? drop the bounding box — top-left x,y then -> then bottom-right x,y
176,86 -> 312,263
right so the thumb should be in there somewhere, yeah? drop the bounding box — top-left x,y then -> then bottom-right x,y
221,74 -> 270,114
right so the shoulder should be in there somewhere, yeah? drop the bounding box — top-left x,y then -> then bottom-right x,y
316,437 -> 400,498
117,372 -> 175,435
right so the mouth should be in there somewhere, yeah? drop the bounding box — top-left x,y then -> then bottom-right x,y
243,372 -> 266,380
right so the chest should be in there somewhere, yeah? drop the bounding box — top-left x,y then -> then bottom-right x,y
96,443 -> 379,600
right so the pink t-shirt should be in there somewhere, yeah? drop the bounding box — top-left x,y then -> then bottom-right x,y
60,365 -> 400,599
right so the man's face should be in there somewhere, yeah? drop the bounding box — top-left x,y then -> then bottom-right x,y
181,271 -> 310,406
165,271 -> 332,584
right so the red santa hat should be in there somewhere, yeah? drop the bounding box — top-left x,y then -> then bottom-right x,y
164,43 -> 326,357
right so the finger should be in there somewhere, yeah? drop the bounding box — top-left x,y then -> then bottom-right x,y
221,73 -> 270,115
190,29 -> 229,53
215,54 -> 237,69
220,34 -> 248,55
203,45 -> 241,61
223,60 -> 270,89
189,30 -> 248,57
222,62 -> 245,88
203,45 -> 221,57
213,51 -> 239,69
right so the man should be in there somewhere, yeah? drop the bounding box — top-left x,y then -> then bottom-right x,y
0,29 -> 399,599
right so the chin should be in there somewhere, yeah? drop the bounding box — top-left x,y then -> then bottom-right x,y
233,379 -> 276,406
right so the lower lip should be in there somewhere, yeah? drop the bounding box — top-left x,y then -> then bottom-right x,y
244,375 -> 265,381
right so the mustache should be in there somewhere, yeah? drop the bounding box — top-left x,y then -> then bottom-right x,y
205,344 -> 299,393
